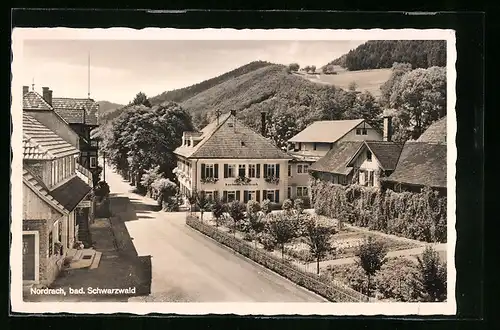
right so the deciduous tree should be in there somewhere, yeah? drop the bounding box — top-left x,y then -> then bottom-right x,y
265,213 -> 297,259
228,200 -> 247,235
354,236 -> 388,297
303,216 -> 337,274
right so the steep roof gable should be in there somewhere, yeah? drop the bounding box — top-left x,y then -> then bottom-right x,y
23,91 -> 53,111
175,112 -> 291,159
23,168 -> 67,214
347,141 -> 403,171
23,114 -> 80,160
310,141 -> 363,175
52,98 -> 99,125
288,119 -> 365,143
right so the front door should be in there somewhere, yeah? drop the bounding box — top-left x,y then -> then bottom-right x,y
22,234 -> 36,281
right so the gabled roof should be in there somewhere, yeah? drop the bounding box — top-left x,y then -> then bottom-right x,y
50,176 -> 92,212
52,98 -> 99,125
23,91 -> 53,111
288,119 -> 365,143
346,141 -> 403,171
23,168 -> 67,215
417,116 -> 447,144
382,142 -> 447,189
174,112 -> 291,159
23,114 -> 80,160
309,141 -> 363,175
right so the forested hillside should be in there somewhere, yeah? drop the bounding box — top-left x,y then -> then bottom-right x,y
149,61 -> 273,105
325,40 -> 446,71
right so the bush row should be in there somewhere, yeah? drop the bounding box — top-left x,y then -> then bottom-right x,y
311,180 -> 447,243
186,215 -> 370,302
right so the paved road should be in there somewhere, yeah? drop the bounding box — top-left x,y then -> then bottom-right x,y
104,165 -> 325,302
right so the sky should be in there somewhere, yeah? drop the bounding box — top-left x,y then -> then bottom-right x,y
21,39 -> 365,105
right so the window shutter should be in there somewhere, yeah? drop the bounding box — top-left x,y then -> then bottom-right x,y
214,190 -> 219,200
275,190 -> 280,203
256,164 -> 261,178
201,164 -> 206,179
262,190 -> 266,201
275,164 -> 280,178
223,191 -> 228,202
256,190 -> 261,202
263,164 -> 268,177
236,190 -> 241,202
224,164 -> 228,178
243,191 -> 249,203
214,164 -> 219,179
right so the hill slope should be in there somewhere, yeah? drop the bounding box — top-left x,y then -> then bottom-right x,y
96,100 -> 124,115
149,60 -> 273,105
325,40 -> 446,71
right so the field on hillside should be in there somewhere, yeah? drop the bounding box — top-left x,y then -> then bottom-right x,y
296,67 -> 392,98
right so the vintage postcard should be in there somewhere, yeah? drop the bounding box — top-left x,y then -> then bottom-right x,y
11,27 -> 456,315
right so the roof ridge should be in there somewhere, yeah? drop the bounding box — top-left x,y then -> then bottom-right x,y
24,90 -> 54,110
189,112 -> 233,154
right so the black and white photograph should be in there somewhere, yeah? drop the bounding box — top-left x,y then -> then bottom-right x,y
11,28 -> 456,315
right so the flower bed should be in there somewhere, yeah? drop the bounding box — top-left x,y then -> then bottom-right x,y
186,215 -> 369,302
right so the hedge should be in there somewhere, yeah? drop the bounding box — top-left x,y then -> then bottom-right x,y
186,215 -> 369,302
311,180 -> 447,243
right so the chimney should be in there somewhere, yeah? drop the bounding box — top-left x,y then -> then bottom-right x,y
42,87 -> 52,106
383,116 -> 393,142
23,86 -> 29,95
261,111 -> 267,136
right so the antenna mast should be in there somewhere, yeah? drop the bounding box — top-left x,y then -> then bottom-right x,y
87,52 -> 91,99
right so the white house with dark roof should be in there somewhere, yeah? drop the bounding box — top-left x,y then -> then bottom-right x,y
23,114 -> 94,286
286,118 -> 383,199
174,110 -> 292,204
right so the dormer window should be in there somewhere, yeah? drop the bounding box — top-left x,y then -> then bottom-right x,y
366,150 -> 372,162
241,141 -> 245,146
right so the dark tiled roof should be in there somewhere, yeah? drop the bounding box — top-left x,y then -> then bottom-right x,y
23,114 -> 80,160
288,119 -> 365,143
364,141 -> 404,171
52,98 -> 99,125
23,91 -> 53,111
175,113 -> 291,159
382,142 -> 447,189
23,168 -> 66,214
417,116 -> 447,144
50,176 -> 92,212
310,141 -> 363,175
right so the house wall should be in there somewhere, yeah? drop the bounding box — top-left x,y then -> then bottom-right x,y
23,212 -> 70,286
23,183 -> 62,221
339,122 -> 382,142
177,158 -> 290,204
23,110 -> 80,148
351,148 -> 383,187
294,142 -> 333,156
288,161 -> 314,199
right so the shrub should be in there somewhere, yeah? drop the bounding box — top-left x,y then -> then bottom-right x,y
211,198 -> 226,227
228,200 -> 247,233
93,181 -> 110,200
374,258 -> 423,302
260,199 -> 272,215
257,232 -> 277,251
282,199 -> 294,212
416,246 -> 447,302
311,180 -> 447,243
247,200 -> 261,214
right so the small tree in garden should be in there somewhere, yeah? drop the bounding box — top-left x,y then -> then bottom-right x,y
416,246 -> 447,302
211,197 -> 226,227
193,190 -> 212,222
303,216 -> 337,275
265,213 -> 297,259
354,236 -> 388,297
187,193 -> 197,214
244,200 -> 265,246
294,198 -> 305,214
282,199 -> 294,215
261,199 -> 272,215
228,200 -> 246,235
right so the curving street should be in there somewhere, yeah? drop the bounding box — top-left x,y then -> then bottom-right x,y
104,165 -> 326,302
